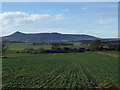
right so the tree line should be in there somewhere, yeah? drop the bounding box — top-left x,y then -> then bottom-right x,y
2,40 -> 120,57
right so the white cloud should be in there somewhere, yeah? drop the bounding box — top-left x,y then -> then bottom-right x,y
98,18 -> 117,24
103,5 -> 118,8
94,12 -> 117,16
98,18 -> 106,24
62,8 -> 70,12
2,26 -> 118,38
0,12 -> 65,25
1,12 -> 66,36
81,8 -> 88,10
54,14 -> 65,20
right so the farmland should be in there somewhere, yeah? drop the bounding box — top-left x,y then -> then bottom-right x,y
2,51 -> 118,88
1,1 -> 119,89
7,43 -> 51,51
7,43 -> 90,51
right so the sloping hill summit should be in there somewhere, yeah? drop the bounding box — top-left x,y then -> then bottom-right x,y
2,31 -> 100,42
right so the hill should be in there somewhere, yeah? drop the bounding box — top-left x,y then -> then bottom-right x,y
2,31 -> 101,42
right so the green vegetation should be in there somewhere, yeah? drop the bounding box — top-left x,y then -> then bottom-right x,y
60,44 -> 90,49
7,43 -> 51,51
90,40 -> 101,51
2,43 -> 9,57
7,43 -> 90,51
102,51 -> 120,55
2,52 -> 118,88
2,42 -> 119,88
51,43 -> 59,49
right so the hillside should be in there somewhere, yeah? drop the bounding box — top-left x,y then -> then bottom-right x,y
2,31 -> 100,42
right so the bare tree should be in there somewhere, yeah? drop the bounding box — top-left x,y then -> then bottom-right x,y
90,40 -> 101,51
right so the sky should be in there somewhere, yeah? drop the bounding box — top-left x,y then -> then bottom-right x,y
2,0 -> 120,2
1,2 -> 118,38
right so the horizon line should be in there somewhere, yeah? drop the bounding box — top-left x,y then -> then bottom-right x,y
1,31 -> 118,39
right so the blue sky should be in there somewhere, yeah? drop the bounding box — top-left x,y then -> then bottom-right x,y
1,2 -> 118,38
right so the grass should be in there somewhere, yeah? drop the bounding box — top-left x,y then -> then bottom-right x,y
7,43 -> 90,51
2,52 -> 118,88
60,44 -> 90,49
102,51 -> 120,55
7,43 -> 51,51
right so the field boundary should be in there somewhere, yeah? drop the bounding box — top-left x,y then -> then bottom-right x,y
98,52 -> 119,58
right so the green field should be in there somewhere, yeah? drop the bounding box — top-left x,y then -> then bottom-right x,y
7,43 -> 90,51
2,52 -> 118,88
102,51 -> 120,55
7,43 -> 51,51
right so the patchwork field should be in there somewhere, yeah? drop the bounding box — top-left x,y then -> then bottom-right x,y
7,43 -> 51,51
2,52 -> 118,88
7,43 -> 90,51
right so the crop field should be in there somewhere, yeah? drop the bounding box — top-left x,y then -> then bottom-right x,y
2,52 -> 118,88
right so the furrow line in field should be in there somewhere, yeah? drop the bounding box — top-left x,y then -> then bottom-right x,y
80,64 -> 96,87
80,64 -> 115,88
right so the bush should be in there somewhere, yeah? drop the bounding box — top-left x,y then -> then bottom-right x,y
51,43 -> 59,50
2,43 -> 9,56
23,47 -> 34,53
37,48 -> 45,53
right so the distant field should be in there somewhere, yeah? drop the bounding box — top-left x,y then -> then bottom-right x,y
60,44 -> 90,49
2,52 -> 118,88
7,43 -> 51,51
7,43 -> 90,51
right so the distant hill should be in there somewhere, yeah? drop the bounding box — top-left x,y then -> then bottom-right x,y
2,31 -> 116,43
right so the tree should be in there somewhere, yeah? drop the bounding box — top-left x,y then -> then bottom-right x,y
23,47 -> 29,53
90,40 -> 101,51
116,43 -> 120,51
38,48 -> 45,53
51,43 -> 59,50
29,48 -> 34,53
107,44 -> 115,50
2,43 -> 9,57
23,47 -> 34,53
33,43 -> 37,46
63,47 -> 70,51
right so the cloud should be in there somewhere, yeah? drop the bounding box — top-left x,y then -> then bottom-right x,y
2,26 -> 118,38
1,12 -> 66,36
97,18 -> 117,24
94,12 -> 117,16
98,18 -> 106,24
103,5 -> 118,8
54,14 -> 65,20
0,12 -> 65,25
81,8 -> 88,10
0,11 -> 117,38
62,8 -> 70,12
